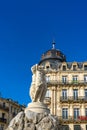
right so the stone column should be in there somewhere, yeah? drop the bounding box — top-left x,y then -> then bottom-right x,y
69,105 -> 73,117
81,104 -> 85,116
79,86 -> 84,97
69,124 -> 74,130
54,86 -> 57,115
57,87 -> 61,117
51,87 -> 54,114
68,87 -> 73,97
81,124 -> 86,130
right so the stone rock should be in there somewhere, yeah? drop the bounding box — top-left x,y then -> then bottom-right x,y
6,111 -> 24,130
6,110 -> 62,130
24,123 -> 35,130
25,110 -> 48,124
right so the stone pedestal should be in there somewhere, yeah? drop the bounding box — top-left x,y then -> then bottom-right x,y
25,102 -> 50,114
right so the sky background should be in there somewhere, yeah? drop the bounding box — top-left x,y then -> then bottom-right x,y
0,0 -> 87,106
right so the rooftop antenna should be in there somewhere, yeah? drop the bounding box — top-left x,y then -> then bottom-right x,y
52,39 -> 56,49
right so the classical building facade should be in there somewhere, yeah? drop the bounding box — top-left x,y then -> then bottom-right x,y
39,43 -> 87,130
0,97 -> 25,130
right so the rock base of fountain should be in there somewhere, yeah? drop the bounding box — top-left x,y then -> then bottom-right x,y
6,110 -> 62,130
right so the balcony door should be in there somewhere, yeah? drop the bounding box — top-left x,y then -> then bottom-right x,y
62,89 -> 67,100
74,108 -> 79,119
73,89 -> 78,100
73,75 -> 78,83
84,75 -> 87,83
85,89 -> 87,100
74,125 -> 81,130
85,108 -> 87,116
62,76 -> 67,83
62,125 -> 69,130
62,108 -> 68,119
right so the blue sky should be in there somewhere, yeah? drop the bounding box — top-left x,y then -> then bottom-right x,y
0,0 -> 87,105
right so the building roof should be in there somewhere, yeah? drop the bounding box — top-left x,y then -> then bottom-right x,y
39,42 -> 66,64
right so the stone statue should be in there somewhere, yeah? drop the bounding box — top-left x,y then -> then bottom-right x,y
6,63 -> 62,130
30,64 -> 47,102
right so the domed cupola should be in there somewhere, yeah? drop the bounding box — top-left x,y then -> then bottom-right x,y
39,42 -> 66,67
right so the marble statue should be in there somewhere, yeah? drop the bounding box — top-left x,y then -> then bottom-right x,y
6,63 -> 62,130
30,64 -> 47,102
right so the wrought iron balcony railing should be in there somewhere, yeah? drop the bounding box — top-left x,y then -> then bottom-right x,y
47,80 -> 87,85
60,96 -> 87,102
0,104 -> 9,111
58,116 -> 87,123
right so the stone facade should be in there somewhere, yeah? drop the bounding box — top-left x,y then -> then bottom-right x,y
0,97 -> 25,130
39,44 -> 87,130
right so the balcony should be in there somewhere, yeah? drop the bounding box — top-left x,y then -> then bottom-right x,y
60,96 -> 87,103
0,118 -> 7,123
58,116 -> 87,123
47,80 -> 87,86
0,104 -> 9,111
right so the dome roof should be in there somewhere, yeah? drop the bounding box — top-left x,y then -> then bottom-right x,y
39,42 -> 66,64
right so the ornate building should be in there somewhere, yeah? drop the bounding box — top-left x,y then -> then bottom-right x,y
39,42 -> 87,130
0,97 -> 25,130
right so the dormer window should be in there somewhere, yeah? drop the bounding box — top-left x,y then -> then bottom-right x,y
56,51 -> 60,56
84,65 -> 87,70
73,65 -> 77,71
47,51 -> 51,55
46,66 -> 50,69
62,65 -> 66,71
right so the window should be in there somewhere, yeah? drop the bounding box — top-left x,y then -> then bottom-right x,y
84,65 -> 87,70
62,76 -> 67,83
85,108 -> 87,116
62,125 -> 69,130
47,51 -> 51,55
62,89 -> 67,100
72,75 -> 78,83
86,125 -> 87,130
3,103 -> 5,108
62,108 -> 68,119
46,76 -> 50,82
74,108 -> 79,119
74,125 -> 81,130
73,65 -> 77,71
2,113 -> 5,119
45,90 -> 51,98
84,75 -> 87,82
46,66 -> 50,69
73,89 -> 78,100
73,76 -> 78,81
62,65 -> 66,71
85,89 -> 87,100
1,124 -> 4,130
